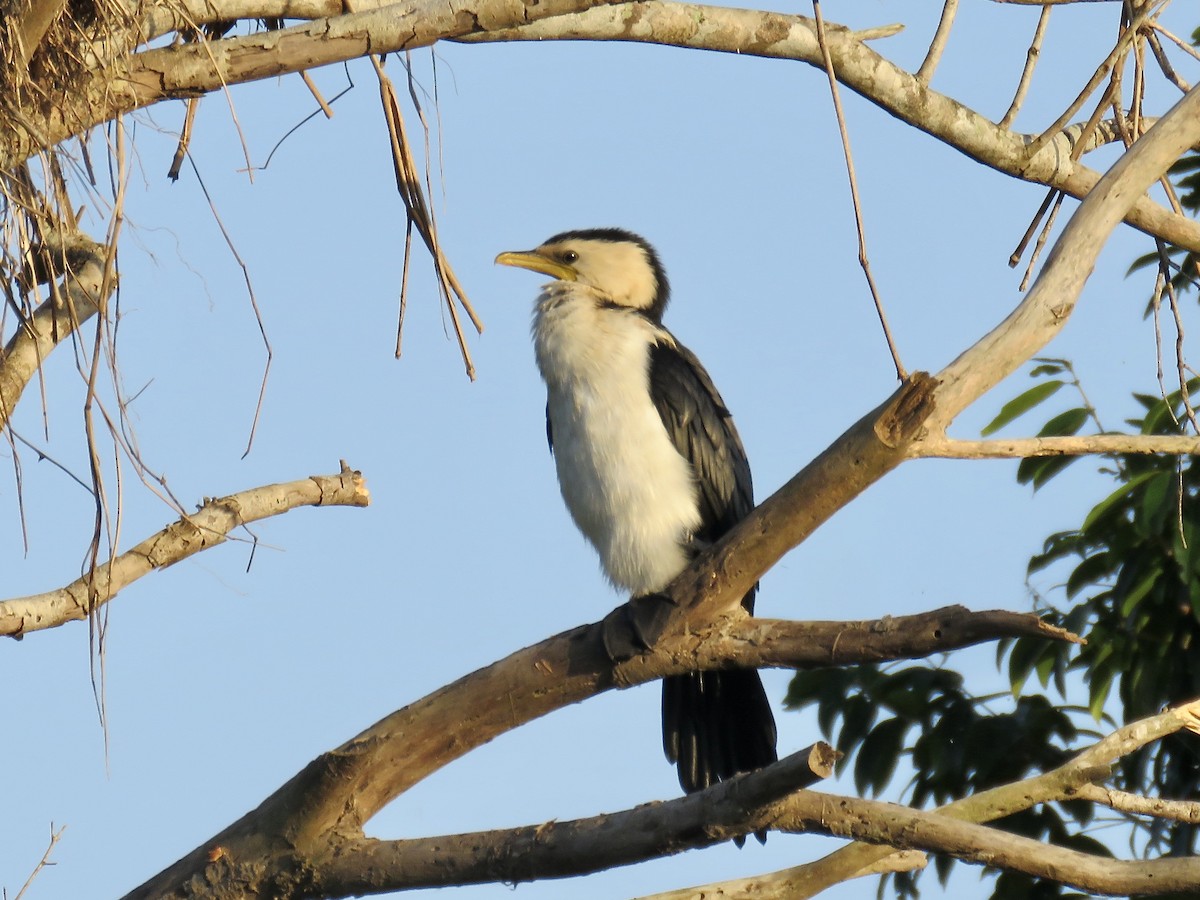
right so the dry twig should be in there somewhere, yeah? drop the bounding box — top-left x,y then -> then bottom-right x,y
812,0 -> 905,380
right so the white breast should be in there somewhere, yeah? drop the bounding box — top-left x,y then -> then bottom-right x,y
533,283 -> 701,595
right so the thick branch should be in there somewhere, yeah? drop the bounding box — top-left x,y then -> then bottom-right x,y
456,3 -> 1200,252
656,605 -> 1078,676
928,84 -> 1200,430
122,602 -> 1063,899
115,87 -> 1200,899
0,0 -> 626,170
7,3 -> 1199,258
313,744 -> 838,895
0,234 -> 109,428
0,463 -> 369,637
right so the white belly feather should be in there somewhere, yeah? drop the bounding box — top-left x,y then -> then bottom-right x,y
533,283 -> 701,595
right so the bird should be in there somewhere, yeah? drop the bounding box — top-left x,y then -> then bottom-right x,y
496,227 -> 778,800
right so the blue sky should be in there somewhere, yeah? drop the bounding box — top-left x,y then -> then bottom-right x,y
5,2 -> 1200,898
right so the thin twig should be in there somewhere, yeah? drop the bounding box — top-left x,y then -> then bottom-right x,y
812,0 -> 906,380
999,5 -> 1051,129
1018,191 -> 1065,291
916,0 -> 957,85
396,218 -> 413,358
255,65 -> 355,171
1009,188 -> 1059,267
12,824 -> 66,900
167,97 -> 200,181
300,70 -> 334,117
1024,0 -> 1163,161
184,155 -> 273,458
1149,20 -> 1200,65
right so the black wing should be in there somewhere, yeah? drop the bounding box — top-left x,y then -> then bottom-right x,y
647,338 -> 754,556
649,337 -> 776,797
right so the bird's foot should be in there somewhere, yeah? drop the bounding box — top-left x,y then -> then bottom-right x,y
601,592 -> 677,662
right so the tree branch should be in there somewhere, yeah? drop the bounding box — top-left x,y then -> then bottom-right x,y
703,699 -> 1200,899
455,3 -> 1200,252
929,84 -> 1200,430
1074,784 -> 1200,824
122,600 -> 1070,898
0,0 -> 627,170
911,433 -> 1200,459
658,606 -> 1079,677
0,462 -> 370,637
774,791 -> 1200,895
311,744 -> 839,896
7,2 -> 1199,259
0,233 -> 109,429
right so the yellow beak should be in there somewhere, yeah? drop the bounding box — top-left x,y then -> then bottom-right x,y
495,250 -> 577,282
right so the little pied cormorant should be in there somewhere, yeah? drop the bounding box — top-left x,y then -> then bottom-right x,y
496,227 -> 778,797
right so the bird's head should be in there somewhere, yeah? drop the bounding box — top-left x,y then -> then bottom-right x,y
495,228 -> 670,322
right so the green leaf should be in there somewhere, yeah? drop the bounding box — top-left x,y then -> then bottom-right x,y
982,380 -> 1065,436
1018,454 -> 1079,490
1066,553 -> 1112,599
1136,470 -> 1175,539
1119,566 -> 1161,618
1008,637 -> 1044,697
1029,361 -> 1068,378
1037,407 -> 1089,437
1088,666 -> 1113,721
1035,649 -> 1058,690
1080,470 -> 1159,534
1127,250 -> 1162,277
854,717 -> 908,795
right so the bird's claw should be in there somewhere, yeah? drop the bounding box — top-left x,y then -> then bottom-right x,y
601,592 -> 676,662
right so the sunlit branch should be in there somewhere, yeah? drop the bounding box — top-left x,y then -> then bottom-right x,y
911,434 -> 1200,460
660,700 -> 1200,899
0,464 -> 370,637
456,3 -> 1200,253
0,233 -> 108,429
312,744 -> 839,895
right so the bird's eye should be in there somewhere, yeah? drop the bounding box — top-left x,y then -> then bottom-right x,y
562,251 -> 579,264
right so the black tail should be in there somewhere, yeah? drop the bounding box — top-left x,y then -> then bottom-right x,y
661,668 -> 777,795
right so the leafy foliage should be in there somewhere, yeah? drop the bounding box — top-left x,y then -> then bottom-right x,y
786,370 -> 1200,898
1013,377 -> 1200,859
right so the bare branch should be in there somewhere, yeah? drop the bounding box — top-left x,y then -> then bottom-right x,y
1075,784 -> 1200,823
0,232 -> 109,429
311,744 -> 839,895
310,701 -> 1200,899
122,598 -> 1066,897
0,0 -> 630,171
751,699 -> 1200,899
636,851 -> 928,900
772,787 -> 1200,895
0,463 -> 370,637
911,433 -> 1200,459
456,3 -> 1200,253
12,823 -> 66,900
929,84 -> 1200,431
812,0 -> 906,381
916,0 -> 957,85
672,607 -> 1079,676
998,4 -> 1050,129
